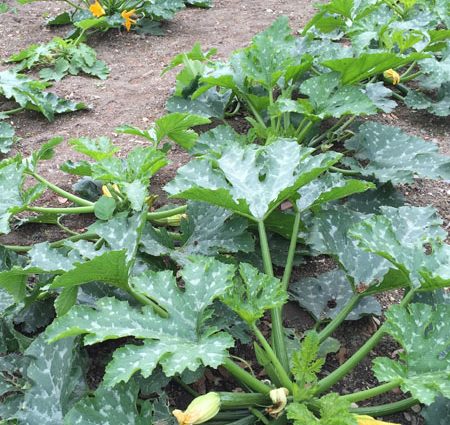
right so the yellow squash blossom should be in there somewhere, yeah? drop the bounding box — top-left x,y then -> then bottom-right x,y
173,392 -> 221,425
121,9 -> 137,31
102,185 -> 112,198
89,0 -> 105,17
383,69 -> 401,85
356,414 -> 400,425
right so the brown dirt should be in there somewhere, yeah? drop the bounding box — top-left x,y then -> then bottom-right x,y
1,1 -> 449,424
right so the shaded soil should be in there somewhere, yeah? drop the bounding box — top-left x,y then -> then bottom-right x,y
1,1 -> 449,424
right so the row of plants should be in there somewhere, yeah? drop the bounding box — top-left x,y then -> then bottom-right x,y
0,0 -> 449,424
0,0 -> 212,154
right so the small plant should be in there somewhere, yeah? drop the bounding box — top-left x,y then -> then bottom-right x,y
7,37 -> 109,81
17,0 -> 212,35
0,69 -> 86,154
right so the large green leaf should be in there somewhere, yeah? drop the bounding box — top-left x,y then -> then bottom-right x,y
373,303 -> 450,405
0,158 -> 25,234
222,262 -> 286,325
290,269 -> 381,321
287,393 -> 355,425
349,206 -> 450,289
0,121 -> 15,154
236,16 -> 304,88
6,334 -> 86,424
69,136 -> 119,161
91,146 -> 168,184
49,250 -> 129,291
418,56 -> 450,90
307,205 -> 391,287
46,256 -> 235,386
296,172 -> 374,211
165,138 -> 341,220
154,112 -> 210,149
405,83 -> 450,117
177,202 -> 254,257
64,380 -> 152,425
140,202 -> 254,261
344,122 -> 450,183
300,73 -> 377,119
422,397 -> 450,425
322,52 -> 427,84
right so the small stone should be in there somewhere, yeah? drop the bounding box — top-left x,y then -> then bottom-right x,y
411,404 -> 421,413
266,8 -> 273,12
404,412 -> 412,422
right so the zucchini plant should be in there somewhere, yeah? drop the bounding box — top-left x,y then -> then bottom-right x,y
0,2 -> 449,425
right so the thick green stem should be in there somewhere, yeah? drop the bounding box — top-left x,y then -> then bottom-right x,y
29,172 -> 94,206
329,166 -> 360,176
281,210 -> 301,291
222,358 -> 272,394
400,71 -> 422,83
147,205 -> 187,220
315,290 -> 415,394
317,294 -> 362,343
257,221 -> 290,374
297,121 -> 313,144
1,106 -> 25,115
249,408 -> 270,425
27,205 -> 94,215
341,379 -> 402,403
241,94 -> 267,130
350,398 -> 419,416
252,325 -> 293,392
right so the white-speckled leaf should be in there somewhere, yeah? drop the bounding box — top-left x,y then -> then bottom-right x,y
300,73 -> 377,119
349,206 -> 450,288
28,242 -> 82,272
345,122 -> 450,183
307,205 -> 391,286
290,269 -> 381,321
178,202 -> 254,256
50,250 -> 129,291
165,138 -> 341,220
63,380 -> 152,425
90,212 -> 147,262
0,159 -> 25,234
373,303 -> 450,405
46,256 -> 235,385
405,84 -> 450,117
422,397 -> 450,425
12,334 -> 86,424
296,173 -> 374,211
222,262 -> 287,325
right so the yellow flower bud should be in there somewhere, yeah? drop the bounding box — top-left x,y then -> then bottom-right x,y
383,69 -> 401,85
355,414 -> 400,425
112,183 -> 121,194
173,392 -> 221,425
102,185 -> 112,198
266,387 -> 289,418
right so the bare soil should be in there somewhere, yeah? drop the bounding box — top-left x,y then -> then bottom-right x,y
1,1 -> 449,424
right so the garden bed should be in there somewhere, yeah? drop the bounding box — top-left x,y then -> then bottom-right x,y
0,1 -> 449,424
